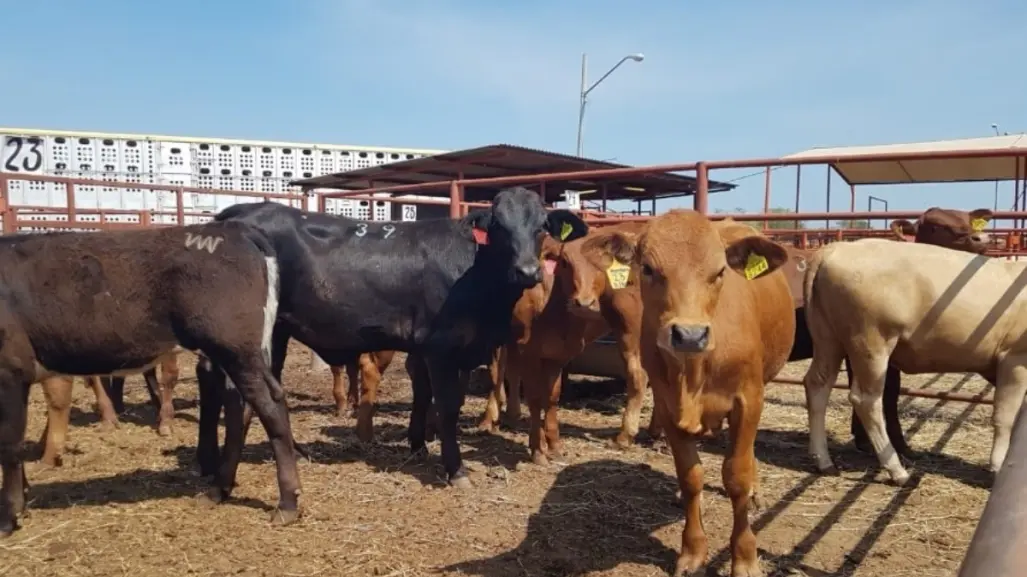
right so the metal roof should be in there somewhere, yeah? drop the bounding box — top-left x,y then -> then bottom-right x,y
784,134 -> 1027,185
292,143 -> 735,202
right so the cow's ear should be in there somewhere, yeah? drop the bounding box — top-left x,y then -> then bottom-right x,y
725,236 -> 788,280
462,210 -> 492,231
968,209 -> 994,232
889,219 -> 917,242
583,229 -> 638,265
545,209 -> 589,242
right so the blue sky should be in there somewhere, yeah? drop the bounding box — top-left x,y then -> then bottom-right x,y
2,0 -> 1023,217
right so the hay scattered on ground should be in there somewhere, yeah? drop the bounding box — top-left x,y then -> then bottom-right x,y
1,346 -> 991,576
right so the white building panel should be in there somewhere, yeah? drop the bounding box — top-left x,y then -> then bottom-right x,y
318,150 -> 337,176
46,135 -> 72,172
214,143 -> 237,174
159,141 -> 192,173
238,145 -> 256,176
119,138 -> 156,174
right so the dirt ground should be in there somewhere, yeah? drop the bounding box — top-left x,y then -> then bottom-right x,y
1,343 -> 993,577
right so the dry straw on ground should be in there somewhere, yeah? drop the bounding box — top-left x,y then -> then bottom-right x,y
1,345 -> 991,576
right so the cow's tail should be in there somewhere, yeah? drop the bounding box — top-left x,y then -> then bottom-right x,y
801,245 -> 845,388
240,226 -> 285,403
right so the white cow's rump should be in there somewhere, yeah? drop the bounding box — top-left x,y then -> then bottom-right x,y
802,238 -> 1027,484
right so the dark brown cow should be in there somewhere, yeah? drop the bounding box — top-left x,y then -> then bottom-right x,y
585,211 -> 794,577
0,222 -> 299,536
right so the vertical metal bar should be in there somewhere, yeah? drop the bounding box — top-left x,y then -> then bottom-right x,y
850,184 -> 856,212
650,193 -> 656,216
65,182 -> 76,223
601,183 -> 608,213
576,53 -> 588,157
448,180 -> 462,219
694,163 -> 709,214
175,187 -> 186,225
794,165 -> 801,215
957,401 -> 1027,577
763,166 -> 772,229
825,165 -> 832,230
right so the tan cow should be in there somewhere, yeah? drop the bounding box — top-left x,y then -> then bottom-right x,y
330,351 -> 396,442
585,210 -> 794,577
801,237 -> 1022,485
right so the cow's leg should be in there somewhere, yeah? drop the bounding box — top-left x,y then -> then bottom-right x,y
803,337 -> 844,475
202,379 -> 245,504
540,359 -> 566,460
331,364 -> 349,417
354,353 -> 384,443
424,356 -> 470,488
237,329 -> 308,462
141,369 -> 169,436
848,347 -> 910,485
195,357 -> 225,477
39,377 -> 74,467
103,375 -> 127,416
723,386 -> 764,577
0,378 -> 29,537
504,346 -> 523,427
850,363 -> 911,458
988,357 -> 1027,474
215,355 -> 301,524
523,359 -> 549,465
477,346 -> 507,432
646,406 -> 665,441
157,357 -> 180,437
406,353 -> 433,459
662,408 -> 708,577
89,376 -> 119,430
614,336 -> 648,448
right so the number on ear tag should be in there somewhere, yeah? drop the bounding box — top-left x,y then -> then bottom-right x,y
744,254 -> 769,280
971,218 -> 988,232
559,222 -> 573,241
606,261 -> 630,289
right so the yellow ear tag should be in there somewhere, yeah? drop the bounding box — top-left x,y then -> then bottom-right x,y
744,254 -> 769,280
606,260 -> 630,289
559,222 -> 573,241
971,218 -> 988,232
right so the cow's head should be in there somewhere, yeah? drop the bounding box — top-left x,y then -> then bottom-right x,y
464,186 -> 589,288
584,210 -> 788,356
890,207 -> 993,254
552,222 -> 648,318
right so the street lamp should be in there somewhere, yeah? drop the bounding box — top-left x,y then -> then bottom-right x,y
575,52 -> 644,157
992,123 -> 1001,221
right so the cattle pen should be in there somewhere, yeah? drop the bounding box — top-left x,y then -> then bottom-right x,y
1,135 -> 1026,576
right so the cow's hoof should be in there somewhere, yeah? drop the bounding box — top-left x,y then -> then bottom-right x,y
157,424 -> 172,437
0,518 -> 16,538
816,463 -> 840,476
99,419 -> 119,433
730,559 -> 764,577
269,507 -> 302,526
610,434 -> 634,450
196,488 -> 226,509
889,470 -> 912,486
449,472 -> 473,490
674,552 -> 706,577
531,451 -> 549,466
476,419 -> 498,434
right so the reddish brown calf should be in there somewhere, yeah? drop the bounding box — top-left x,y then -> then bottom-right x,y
331,351 -> 396,442
585,212 -> 794,577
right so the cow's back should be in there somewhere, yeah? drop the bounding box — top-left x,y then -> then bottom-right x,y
0,223 -> 269,375
812,238 -> 1027,375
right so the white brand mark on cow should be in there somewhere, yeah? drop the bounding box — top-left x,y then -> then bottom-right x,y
184,233 -> 225,254
382,224 -> 396,239
354,223 -> 368,237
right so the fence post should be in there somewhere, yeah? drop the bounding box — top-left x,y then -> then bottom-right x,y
175,187 -> 185,225
65,182 -> 77,223
449,181 -> 463,219
957,402 -> 1027,576
694,163 -> 709,214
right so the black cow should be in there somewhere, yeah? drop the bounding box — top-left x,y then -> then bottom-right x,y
0,222 -> 300,536
205,186 -> 588,488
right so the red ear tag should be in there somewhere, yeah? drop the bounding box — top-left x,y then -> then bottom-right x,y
901,234 -> 915,242
472,228 -> 489,245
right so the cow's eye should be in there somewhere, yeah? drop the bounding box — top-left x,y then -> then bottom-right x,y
641,263 -> 654,277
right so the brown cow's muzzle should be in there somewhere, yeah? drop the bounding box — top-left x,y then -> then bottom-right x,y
666,323 -> 711,353
567,295 -> 602,317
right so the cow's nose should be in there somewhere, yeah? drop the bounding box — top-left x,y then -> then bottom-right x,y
516,263 -> 542,282
669,324 -> 710,353
574,296 -> 596,309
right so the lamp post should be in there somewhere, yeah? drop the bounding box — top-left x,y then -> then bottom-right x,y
575,52 -> 644,157
992,123 -> 1001,226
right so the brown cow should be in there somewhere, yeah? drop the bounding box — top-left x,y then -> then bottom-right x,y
0,222 -> 300,536
478,222 -> 656,457
36,356 -> 182,468
331,351 -> 396,442
584,211 -> 794,577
